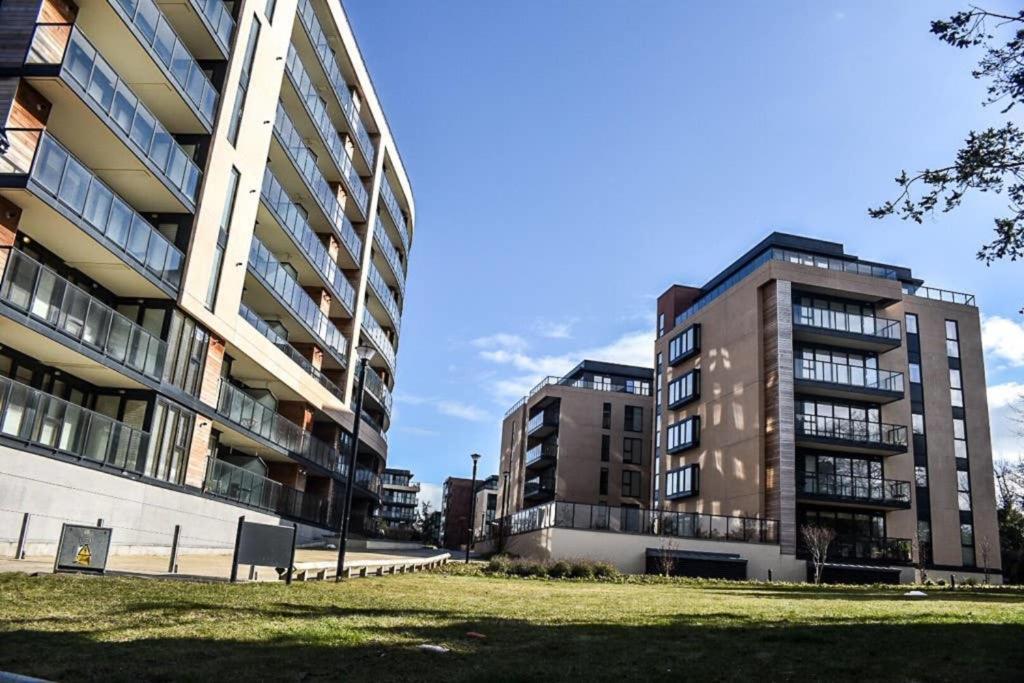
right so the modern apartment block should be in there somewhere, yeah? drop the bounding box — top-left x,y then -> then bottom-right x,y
471,474 -> 498,540
440,476 -> 473,550
497,361 -> 654,519
0,0 -> 413,553
379,468 -> 419,530
653,232 -> 999,581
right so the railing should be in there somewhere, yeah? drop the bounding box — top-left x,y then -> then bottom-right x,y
504,375 -> 650,418
379,180 -> 411,254
260,169 -> 357,312
1,131 -> 184,291
795,415 -> 908,450
108,0 -> 219,125
367,263 -> 401,334
360,312 -> 396,371
362,365 -> 393,416
355,466 -> 381,495
499,501 -> 779,545
794,359 -> 904,393
524,478 -> 555,499
295,0 -> 375,165
247,237 -> 349,365
186,0 -> 235,53
1,249 -> 167,381
215,379 -> 343,475
793,305 -> 901,342
374,221 -> 406,295
379,506 -> 416,521
526,410 -> 558,434
675,247 -> 900,328
797,472 -> 911,507
238,303 -> 345,403
26,24 -> 201,204
284,44 -> 368,214
525,442 -> 557,466
273,104 -> 362,244
799,536 -> 913,564
0,374 -> 150,472
902,284 -> 976,307
204,458 -> 330,527
381,491 -> 418,505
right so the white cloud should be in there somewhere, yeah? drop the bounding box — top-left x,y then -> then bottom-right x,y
437,400 -> 489,422
393,392 -> 429,405
471,333 -> 527,351
533,318 -> 576,339
399,426 -> 441,437
989,382 -> 1024,410
417,483 -> 443,511
989,382 -> 1024,460
982,316 -> 1024,368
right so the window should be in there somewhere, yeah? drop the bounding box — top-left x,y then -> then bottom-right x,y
227,17 -> 261,145
909,362 -> 921,384
623,438 -> 642,464
667,369 -> 699,408
265,0 -> 277,22
624,406 -> 643,432
592,375 -> 611,391
164,311 -> 210,397
625,379 -> 650,395
599,467 -> 608,496
912,412 -> 925,435
906,313 -> 918,335
914,466 -> 928,487
794,347 -> 894,389
957,471 -> 972,511
601,434 -> 610,462
621,469 -> 641,498
961,523 -> 975,567
953,418 -> 968,460
949,369 -> 963,407
918,520 -> 932,563
666,416 -> 699,453
668,324 -> 700,365
146,400 -> 193,485
658,313 -> 665,337
945,319 -> 960,358
665,464 -> 699,499
601,402 -> 611,429
205,167 -> 240,308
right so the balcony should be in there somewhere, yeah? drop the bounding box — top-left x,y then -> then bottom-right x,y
527,410 -> 559,439
355,466 -> 382,497
524,477 -> 555,502
21,24 -> 201,211
797,472 -> 912,510
367,262 -> 401,334
525,442 -> 557,470
294,0 -> 375,168
362,365 -> 393,420
74,0 -> 219,130
793,305 -> 902,352
360,311 -> 396,374
0,374 -> 150,473
374,222 -> 406,297
795,415 -> 908,456
204,457 -> 333,528
257,169 -> 357,319
902,284 -> 976,307
155,0 -> 235,59
794,359 -> 904,404
799,536 -> 913,565
214,379 -> 344,477
282,44 -> 367,217
246,237 -> 349,369
238,303 -> 345,404
379,180 -> 411,255
0,249 -> 167,385
0,131 -> 184,296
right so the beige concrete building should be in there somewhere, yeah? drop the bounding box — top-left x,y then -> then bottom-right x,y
379,468 -> 418,530
471,474 -> 498,540
497,361 -> 654,518
652,232 -> 999,581
0,0 -> 413,552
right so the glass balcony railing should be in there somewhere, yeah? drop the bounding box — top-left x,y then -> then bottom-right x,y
794,359 -> 904,394
204,457 -> 331,527
360,311 -> 396,371
260,169 -> 356,312
273,104 -> 363,243
0,374 -> 150,472
374,220 -> 406,295
187,0 -> 235,54
524,477 -> 555,499
108,0 -> 219,125
527,410 -> 558,434
284,44 -> 367,214
795,414 -> 908,450
362,365 -> 393,416
215,379 -> 343,475
902,284 -> 976,307
793,305 -> 901,342
367,263 -> 401,334
25,24 -> 201,205
295,0 -> 375,165
526,442 -> 557,466
797,472 -> 911,508
2,131 -> 184,291
800,535 -> 913,564
355,466 -> 382,495
238,303 -> 345,403
1,249 -> 167,381
247,237 -> 349,365
379,180 -> 410,254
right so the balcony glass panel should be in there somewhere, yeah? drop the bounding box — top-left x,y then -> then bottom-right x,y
798,472 -> 910,506
0,250 -> 167,380
360,310 -> 396,370
794,358 -> 904,393
793,304 -> 901,341
189,0 -> 235,52
379,180 -> 410,254
362,365 -> 393,416
795,414 -> 907,449
367,263 -> 401,333
374,220 -> 405,295
204,457 -> 330,527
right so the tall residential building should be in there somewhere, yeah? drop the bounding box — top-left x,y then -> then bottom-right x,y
440,476 -> 473,550
471,474 -> 498,540
379,468 -> 418,530
497,361 -> 654,519
0,0 -> 413,550
654,232 -> 999,580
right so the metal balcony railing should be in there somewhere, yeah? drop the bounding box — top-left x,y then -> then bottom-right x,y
795,414 -> 908,450
797,472 -> 911,507
186,0 -> 235,54
378,180 -> 410,254
367,262 -> 401,334
525,442 -> 557,466
374,220 -> 406,295
360,311 -> 396,371
794,359 -> 904,393
362,365 -> 393,416
793,305 -> 901,342
902,284 -> 976,307
204,458 -> 331,527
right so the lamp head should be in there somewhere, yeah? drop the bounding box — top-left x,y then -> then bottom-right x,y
355,344 -> 376,363
471,452 -> 482,464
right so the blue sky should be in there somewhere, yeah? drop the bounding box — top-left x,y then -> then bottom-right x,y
344,0 -> 1024,508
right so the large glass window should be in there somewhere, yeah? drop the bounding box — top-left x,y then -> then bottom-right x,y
227,17 -> 261,145
665,464 -> 698,499
957,471 -> 972,511
949,368 -> 964,408
205,167 -> 240,308
601,402 -> 611,430
945,319 -> 961,358
668,324 -> 700,365
796,399 -> 881,442
164,311 -> 210,397
961,523 -> 975,567
623,437 -> 642,465
146,400 -> 193,485
666,416 -> 699,453
624,406 -> 643,432
621,469 -> 641,498
667,369 -> 699,408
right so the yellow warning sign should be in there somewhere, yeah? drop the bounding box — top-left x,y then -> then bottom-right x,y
74,544 -> 92,566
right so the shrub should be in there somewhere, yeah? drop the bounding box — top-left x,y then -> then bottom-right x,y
569,560 -> 595,579
591,561 -> 621,579
486,555 -> 512,575
548,560 -> 572,578
509,558 -> 548,577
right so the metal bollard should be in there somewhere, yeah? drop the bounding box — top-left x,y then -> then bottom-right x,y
767,569 -> 773,583
15,513 -> 30,560
168,525 -> 181,574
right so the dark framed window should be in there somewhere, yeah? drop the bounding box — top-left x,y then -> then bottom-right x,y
623,437 -> 642,464
666,416 -> 699,453
621,469 -> 641,498
205,166 -> 240,308
961,523 -> 975,566
146,399 -> 194,485
665,464 -> 699,499
599,467 -> 608,496
602,402 -> 611,429
945,319 -> 961,358
668,323 -> 700,365
624,405 -> 643,432
667,369 -> 700,408
164,311 -> 210,397
601,434 -> 610,462
227,17 -> 261,145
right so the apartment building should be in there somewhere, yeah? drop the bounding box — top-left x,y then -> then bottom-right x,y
497,361 -> 654,518
440,476 -> 473,550
0,0 -> 413,551
379,468 -> 418,530
472,474 -> 498,540
653,232 -> 999,581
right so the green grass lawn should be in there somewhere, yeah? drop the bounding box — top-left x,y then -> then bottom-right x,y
2,568 -> 1023,682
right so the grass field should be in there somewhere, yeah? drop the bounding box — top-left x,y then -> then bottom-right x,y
2,567 -> 1023,682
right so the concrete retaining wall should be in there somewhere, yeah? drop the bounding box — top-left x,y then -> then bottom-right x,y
0,446 -> 327,556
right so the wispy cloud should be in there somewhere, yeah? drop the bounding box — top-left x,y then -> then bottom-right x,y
400,426 -> 441,437
989,381 -> 1023,460
983,315 -> 1024,368
471,333 -> 527,351
437,400 -> 489,422
533,318 -> 576,339
989,382 -> 1024,410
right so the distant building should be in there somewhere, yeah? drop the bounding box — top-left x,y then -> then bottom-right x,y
379,468 -> 419,530
440,476 -> 474,550
473,475 -> 500,540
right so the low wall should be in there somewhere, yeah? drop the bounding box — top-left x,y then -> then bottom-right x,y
0,446 -> 327,556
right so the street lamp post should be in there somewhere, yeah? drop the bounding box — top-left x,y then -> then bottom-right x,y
335,344 -> 376,582
466,452 -> 481,564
